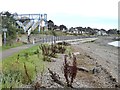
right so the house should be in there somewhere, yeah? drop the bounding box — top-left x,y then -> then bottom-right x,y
73,28 -> 79,34
75,27 -> 87,34
96,29 -> 108,36
68,27 -> 75,34
54,25 -> 60,31
62,28 -> 67,32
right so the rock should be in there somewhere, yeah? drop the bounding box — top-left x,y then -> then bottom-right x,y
73,52 -> 80,55
109,75 -> 117,82
92,67 -> 102,74
115,83 -> 120,88
51,58 -> 56,62
77,67 -> 89,72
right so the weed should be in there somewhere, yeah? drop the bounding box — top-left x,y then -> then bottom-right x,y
24,53 -> 29,61
63,54 -> 77,88
23,62 -> 32,84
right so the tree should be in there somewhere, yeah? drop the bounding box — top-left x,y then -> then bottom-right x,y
59,24 -> 67,30
54,25 -> 59,30
47,20 -> 54,30
117,30 -> 120,34
86,27 -> 96,35
107,29 -> 117,34
2,11 -> 12,17
69,27 -> 74,33
1,11 -> 19,45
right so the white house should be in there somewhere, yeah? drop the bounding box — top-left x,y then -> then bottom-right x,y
97,30 -> 108,36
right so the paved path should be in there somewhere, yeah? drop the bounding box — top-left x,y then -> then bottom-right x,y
0,43 -> 40,60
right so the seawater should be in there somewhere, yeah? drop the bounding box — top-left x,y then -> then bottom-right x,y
108,41 -> 120,47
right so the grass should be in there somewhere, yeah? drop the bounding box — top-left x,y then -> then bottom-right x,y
38,30 -> 67,36
0,42 -> 72,88
0,47 -> 1,51
0,45 -> 45,88
2,42 -> 25,51
65,46 -> 72,54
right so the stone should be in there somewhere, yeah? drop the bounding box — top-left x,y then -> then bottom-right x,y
77,67 -> 89,72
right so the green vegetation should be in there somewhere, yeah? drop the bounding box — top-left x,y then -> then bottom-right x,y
1,42 -> 71,88
65,45 -> 72,54
1,11 -> 23,50
0,46 -> 2,51
40,42 -> 70,62
1,12 -> 20,44
2,42 -> 25,51
33,30 -> 67,36
1,45 -> 45,88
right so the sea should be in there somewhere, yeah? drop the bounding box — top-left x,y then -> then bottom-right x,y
108,41 -> 120,47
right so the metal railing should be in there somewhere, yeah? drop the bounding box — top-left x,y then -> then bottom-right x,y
34,35 -> 94,44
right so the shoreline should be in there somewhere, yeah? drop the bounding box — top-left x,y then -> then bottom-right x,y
71,36 -> 118,87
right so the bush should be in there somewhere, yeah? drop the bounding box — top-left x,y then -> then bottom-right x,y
40,44 -> 66,62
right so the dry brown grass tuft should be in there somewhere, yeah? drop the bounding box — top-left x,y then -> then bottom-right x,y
63,54 -> 77,88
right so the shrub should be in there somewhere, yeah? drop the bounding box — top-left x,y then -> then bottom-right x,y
63,54 -> 77,88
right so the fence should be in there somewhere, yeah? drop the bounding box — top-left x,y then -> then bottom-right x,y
34,35 -> 94,44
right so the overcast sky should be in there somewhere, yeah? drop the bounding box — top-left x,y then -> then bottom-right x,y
0,0 -> 119,30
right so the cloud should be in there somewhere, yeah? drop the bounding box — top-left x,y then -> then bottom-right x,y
0,0 -> 118,29
1,0 -> 118,17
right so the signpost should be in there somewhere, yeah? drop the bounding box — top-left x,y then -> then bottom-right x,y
2,28 -> 7,45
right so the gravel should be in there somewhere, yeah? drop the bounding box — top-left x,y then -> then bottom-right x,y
31,35 -> 119,88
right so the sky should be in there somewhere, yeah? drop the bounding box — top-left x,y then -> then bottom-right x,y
0,0 -> 119,30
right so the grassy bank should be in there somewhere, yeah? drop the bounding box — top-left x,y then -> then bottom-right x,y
1,45 -> 45,88
0,46 -> 1,52
39,30 -> 67,36
0,42 -> 72,89
2,42 -> 25,51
